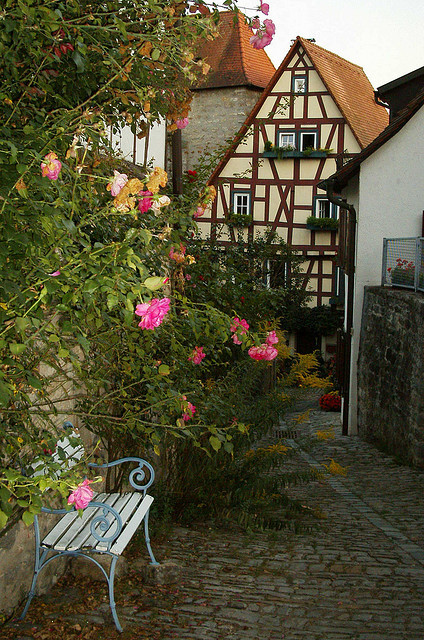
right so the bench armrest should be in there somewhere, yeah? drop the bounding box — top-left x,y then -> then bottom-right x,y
88,457 -> 155,491
42,501 -> 123,546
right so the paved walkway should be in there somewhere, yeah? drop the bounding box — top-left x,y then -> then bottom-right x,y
5,395 -> 424,640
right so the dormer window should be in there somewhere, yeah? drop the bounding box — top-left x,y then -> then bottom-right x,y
292,75 -> 307,94
300,130 -> 318,151
277,131 -> 296,149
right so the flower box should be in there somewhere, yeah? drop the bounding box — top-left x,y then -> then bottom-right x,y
226,213 -> 253,228
306,216 -> 339,231
262,150 -> 328,159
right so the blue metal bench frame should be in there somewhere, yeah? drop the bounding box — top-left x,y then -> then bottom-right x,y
20,422 -> 158,633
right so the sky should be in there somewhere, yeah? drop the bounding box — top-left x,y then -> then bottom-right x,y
238,0 -> 424,89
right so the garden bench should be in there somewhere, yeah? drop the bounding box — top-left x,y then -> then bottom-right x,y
20,421 -> 158,633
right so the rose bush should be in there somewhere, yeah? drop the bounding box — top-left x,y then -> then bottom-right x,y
0,0 -> 278,529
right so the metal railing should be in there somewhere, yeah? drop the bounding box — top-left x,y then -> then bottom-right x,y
382,237 -> 424,292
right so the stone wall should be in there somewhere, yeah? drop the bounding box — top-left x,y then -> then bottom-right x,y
167,86 -> 262,175
0,355 -> 96,619
358,286 -> 424,467
0,514 -> 69,621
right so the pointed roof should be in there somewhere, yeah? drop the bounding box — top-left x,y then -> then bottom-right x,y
209,36 -> 388,183
194,11 -> 276,91
297,37 -> 389,148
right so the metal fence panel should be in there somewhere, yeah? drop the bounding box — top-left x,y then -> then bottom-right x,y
382,237 -> 420,290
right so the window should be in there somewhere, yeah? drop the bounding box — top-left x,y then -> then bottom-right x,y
232,190 -> 251,216
263,259 -> 288,289
314,197 -> 339,219
292,76 -> 307,94
277,131 -> 296,149
300,130 -> 318,151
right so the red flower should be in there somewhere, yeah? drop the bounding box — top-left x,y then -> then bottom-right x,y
319,392 -> 341,412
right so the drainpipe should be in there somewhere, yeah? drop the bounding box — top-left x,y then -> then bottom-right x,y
325,178 -> 357,436
172,129 -> 184,196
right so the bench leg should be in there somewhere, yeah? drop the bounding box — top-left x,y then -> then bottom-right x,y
19,548 -> 49,621
108,555 -> 123,633
144,511 -> 159,565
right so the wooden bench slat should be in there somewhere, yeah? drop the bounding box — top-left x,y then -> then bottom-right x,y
68,493 -> 134,552
110,494 -> 154,556
42,493 -> 109,550
55,493 -> 122,552
93,492 -> 147,553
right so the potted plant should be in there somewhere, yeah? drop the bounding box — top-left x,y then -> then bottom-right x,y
388,258 -> 415,287
319,391 -> 341,412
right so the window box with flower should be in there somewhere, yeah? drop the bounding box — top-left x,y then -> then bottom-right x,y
306,216 -> 339,231
263,140 -> 331,159
226,212 -> 253,228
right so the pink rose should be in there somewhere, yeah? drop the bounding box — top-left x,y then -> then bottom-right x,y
266,330 -> 278,345
67,479 -> 93,510
135,297 -> 170,330
138,190 -> 153,213
250,31 -> 273,49
41,152 -> 62,181
188,346 -> 206,365
176,118 -> 189,129
169,245 -> 186,264
193,206 -> 205,219
260,2 -> 269,15
230,317 -> 249,344
182,401 -> 196,422
249,18 -> 275,49
107,170 -> 128,196
263,18 -> 275,35
248,343 -> 278,361
151,195 -> 171,213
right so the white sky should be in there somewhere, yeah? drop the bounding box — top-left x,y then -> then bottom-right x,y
239,0 -> 424,88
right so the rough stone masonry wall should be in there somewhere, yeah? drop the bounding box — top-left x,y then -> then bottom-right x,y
358,286 -> 424,467
173,86 -> 262,174
0,356 -> 97,620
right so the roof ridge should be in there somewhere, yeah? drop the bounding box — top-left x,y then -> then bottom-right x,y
297,36 -> 364,72
236,11 -> 249,85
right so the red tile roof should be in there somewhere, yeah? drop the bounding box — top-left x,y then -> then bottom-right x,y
194,11 -> 276,91
298,37 -> 389,148
319,88 -> 424,191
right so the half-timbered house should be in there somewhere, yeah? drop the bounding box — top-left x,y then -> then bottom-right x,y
197,36 -> 388,354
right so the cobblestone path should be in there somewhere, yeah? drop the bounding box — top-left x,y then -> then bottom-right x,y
5,398 -> 424,640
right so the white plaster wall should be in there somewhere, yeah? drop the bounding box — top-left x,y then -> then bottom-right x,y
110,121 -> 166,168
346,105 -> 424,434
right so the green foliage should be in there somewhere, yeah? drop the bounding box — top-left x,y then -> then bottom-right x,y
154,369 -> 318,532
152,348 -> 332,533
0,0 -> 322,537
306,216 -> 339,230
0,0 -> 261,527
184,230 -> 311,330
287,305 -> 343,336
